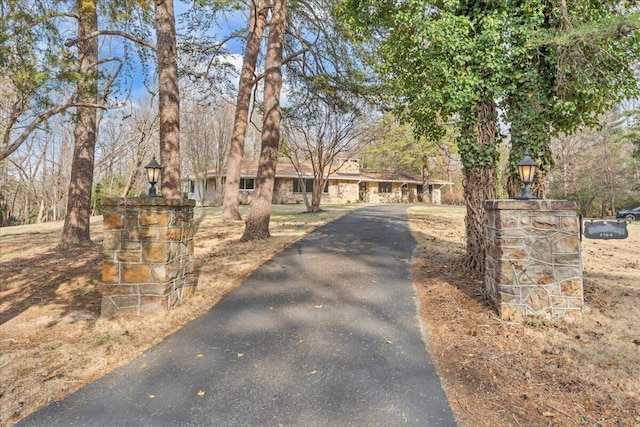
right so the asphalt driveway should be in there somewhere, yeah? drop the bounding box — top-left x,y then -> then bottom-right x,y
17,205 -> 456,427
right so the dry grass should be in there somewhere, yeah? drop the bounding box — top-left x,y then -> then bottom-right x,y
409,207 -> 640,426
0,204 -> 357,427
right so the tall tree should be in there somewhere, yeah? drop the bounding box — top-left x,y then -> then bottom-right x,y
58,0 -> 142,246
241,0 -> 288,241
58,0 -> 100,248
337,0 -> 507,271
222,0 -> 269,221
155,0 -> 181,198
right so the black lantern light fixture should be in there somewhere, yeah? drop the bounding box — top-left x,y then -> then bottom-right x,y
515,151 -> 538,200
144,155 -> 162,197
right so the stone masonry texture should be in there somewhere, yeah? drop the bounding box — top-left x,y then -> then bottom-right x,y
484,200 -> 584,322
100,197 -> 196,317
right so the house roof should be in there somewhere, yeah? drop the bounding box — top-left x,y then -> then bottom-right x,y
194,160 -> 453,186
358,169 -> 452,186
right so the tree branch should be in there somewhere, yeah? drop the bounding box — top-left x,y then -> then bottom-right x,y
0,100 -> 107,161
65,30 -> 156,51
3,96 -> 27,151
90,56 -> 124,102
253,47 -> 311,83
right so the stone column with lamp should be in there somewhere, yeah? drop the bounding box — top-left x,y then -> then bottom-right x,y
100,157 -> 196,317
484,152 -> 584,322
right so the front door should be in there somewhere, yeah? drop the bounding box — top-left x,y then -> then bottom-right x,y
359,182 -> 367,202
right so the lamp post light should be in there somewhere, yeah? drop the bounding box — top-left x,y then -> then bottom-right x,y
515,151 -> 538,200
144,155 -> 162,197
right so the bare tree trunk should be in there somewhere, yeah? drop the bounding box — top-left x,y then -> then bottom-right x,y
58,0 -> 98,249
214,176 -> 224,205
311,178 -> 325,212
562,162 -> 568,198
0,160 -> 8,226
199,180 -> 206,206
121,115 -> 157,197
155,0 -> 181,198
121,154 -> 146,197
309,144 -> 324,212
241,0 -> 288,241
222,0 -> 268,222
421,157 -> 431,203
37,199 -> 46,223
301,180 -> 311,211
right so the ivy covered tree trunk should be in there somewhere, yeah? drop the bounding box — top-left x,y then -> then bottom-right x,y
155,0 -> 181,198
504,3 -> 554,199
460,98 -> 499,273
506,111 -> 552,199
222,0 -> 268,222
241,0 -> 288,241
58,0 -> 98,249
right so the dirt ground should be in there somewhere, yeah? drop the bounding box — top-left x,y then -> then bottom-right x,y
1,205 -> 638,426
409,207 -> 640,427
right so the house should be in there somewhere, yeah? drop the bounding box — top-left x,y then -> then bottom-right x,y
185,159 -> 453,206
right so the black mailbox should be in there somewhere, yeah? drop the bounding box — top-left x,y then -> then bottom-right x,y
582,220 -> 629,240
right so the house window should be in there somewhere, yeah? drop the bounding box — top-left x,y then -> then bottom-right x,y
188,180 -> 195,193
240,178 -> 255,190
293,179 -> 328,193
378,182 -> 392,193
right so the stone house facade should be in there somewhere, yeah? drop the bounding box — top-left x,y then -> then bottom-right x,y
186,159 -> 452,206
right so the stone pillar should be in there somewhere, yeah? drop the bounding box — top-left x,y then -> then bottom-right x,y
484,200 -> 583,322
101,197 -> 196,317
